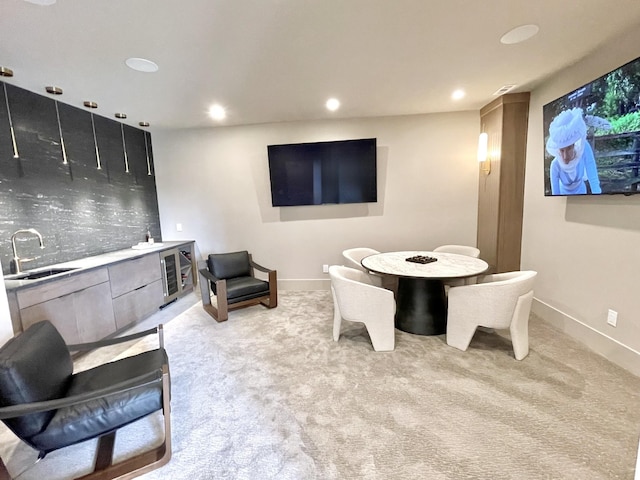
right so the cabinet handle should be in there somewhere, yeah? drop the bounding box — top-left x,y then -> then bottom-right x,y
161,259 -> 168,297
58,286 -> 90,299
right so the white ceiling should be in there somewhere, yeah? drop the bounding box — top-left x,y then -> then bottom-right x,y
2,0 -> 640,129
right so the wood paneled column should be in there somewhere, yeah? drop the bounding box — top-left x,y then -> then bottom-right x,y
477,92 -> 530,273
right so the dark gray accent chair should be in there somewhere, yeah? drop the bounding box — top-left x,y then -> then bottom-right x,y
0,321 -> 171,480
198,250 -> 277,322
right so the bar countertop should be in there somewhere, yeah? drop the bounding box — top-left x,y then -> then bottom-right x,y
4,240 -> 194,291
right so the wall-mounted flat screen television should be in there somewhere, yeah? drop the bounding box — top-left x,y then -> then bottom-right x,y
268,138 -> 377,206
543,55 -> 640,196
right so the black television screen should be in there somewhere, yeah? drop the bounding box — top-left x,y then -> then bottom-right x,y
268,138 -> 377,206
543,55 -> 640,196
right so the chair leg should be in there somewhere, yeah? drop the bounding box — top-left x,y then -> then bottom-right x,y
94,432 -> 116,471
446,321 -> 477,352
510,291 -> 534,360
76,365 -> 172,480
365,322 -> 395,352
267,271 -> 278,308
0,457 -> 10,480
213,281 -> 229,322
331,287 -> 341,341
259,286 -> 277,310
198,274 -> 228,322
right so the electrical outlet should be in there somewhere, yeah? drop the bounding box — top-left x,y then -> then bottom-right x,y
176,223 -> 183,232
607,309 -> 618,327
322,264 -> 329,273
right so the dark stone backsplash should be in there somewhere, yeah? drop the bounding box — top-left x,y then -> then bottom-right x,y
1,81 -> 161,275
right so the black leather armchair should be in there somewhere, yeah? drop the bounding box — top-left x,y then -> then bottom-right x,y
0,321 -> 171,480
198,250 -> 277,322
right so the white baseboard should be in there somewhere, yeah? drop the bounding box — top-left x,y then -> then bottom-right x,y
278,278 -> 331,291
532,298 -> 640,377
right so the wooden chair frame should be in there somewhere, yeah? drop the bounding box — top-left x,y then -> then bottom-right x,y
199,256 -> 277,322
0,326 -> 171,480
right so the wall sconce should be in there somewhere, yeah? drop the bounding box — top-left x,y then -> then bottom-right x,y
477,132 -> 490,174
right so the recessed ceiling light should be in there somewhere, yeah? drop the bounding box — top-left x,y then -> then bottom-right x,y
208,104 -> 226,121
326,98 -> 340,111
0,67 -> 14,77
125,57 -> 159,73
451,89 -> 465,100
45,86 -> 63,95
500,24 -> 539,45
115,113 -> 127,119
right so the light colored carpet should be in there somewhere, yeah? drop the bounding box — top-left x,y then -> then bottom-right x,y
1,290 -> 639,479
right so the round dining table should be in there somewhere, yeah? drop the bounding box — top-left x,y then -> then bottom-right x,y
361,251 -> 489,336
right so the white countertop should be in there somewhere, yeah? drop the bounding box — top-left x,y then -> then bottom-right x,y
4,240 -> 194,291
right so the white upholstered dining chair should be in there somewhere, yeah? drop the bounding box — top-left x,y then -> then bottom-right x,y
433,244 -> 481,258
341,247 -> 382,285
445,270 -> 537,360
329,265 -> 395,352
342,247 -> 401,292
433,244 -> 481,287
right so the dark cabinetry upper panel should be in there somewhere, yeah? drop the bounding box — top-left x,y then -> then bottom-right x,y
57,102 -> 105,183
6,83 -> 70,180
0,80 -> 160,275
0,83 -> 14,162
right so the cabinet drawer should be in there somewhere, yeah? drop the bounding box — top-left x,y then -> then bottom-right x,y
20,281 -> 116,345
112,279 -> 163,330
16,268 -> 110,309
20,293 -> 79,344
109,253 -> 161,298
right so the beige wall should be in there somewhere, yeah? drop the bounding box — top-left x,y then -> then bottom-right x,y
0,111 -> 479,343
153,112 -> 480,289
522,27 -> 640,375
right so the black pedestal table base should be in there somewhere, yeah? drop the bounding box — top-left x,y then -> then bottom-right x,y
395,277 -> 447,335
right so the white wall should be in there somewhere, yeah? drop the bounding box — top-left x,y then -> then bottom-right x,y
153,112 -> 480,289
522,28 -> 640,375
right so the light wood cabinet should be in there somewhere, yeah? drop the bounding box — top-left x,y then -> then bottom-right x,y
19,269 -> 116,344
112,280 -> 164,330
477,93 -> 530,273
8,241 -> 196,341
109,253 -> 161,298
109,252 -> 163,329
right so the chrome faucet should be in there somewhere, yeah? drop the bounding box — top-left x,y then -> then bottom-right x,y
10,228 -> 44,274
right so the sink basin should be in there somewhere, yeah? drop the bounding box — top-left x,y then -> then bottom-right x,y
9,267 -> 79,280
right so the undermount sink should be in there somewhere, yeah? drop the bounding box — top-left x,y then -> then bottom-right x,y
9,267 -> 79,281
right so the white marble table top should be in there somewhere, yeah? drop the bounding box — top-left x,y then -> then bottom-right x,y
361,251 -> 489,279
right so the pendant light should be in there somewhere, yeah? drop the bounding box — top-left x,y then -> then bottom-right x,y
143,131 -> 152,176
2,82 -> 19,158
90,113 -> 102,170
53,101 -> 68,164
120,123 -> 129,173
45,86 -> 68,166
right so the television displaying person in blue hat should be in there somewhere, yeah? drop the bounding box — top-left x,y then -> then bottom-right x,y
546,107 -> 602,195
